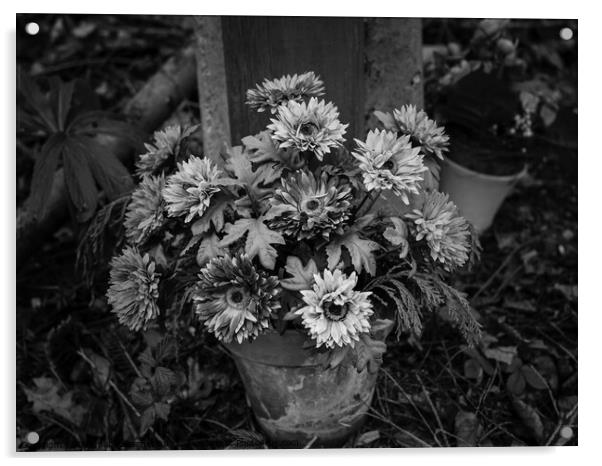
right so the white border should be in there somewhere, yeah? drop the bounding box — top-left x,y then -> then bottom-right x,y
2,2 -> 594,465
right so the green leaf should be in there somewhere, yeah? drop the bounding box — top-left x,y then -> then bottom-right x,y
241,131 -> 281,164
152,366 -> 177,396
521,365 -> 548,390
78,136 -> 134,200
326,231 -> 380,275
62,139 -> 99,222
373,110 -> 396,130
190,193 -> 232,235
154,402 -> 171,421
280,256 -> 319,291
219,217 -> 285,270
196,233 -> 225,266
28,133 -> 65,218
224,145 -> 281,198
22,377 -> 86,426
383,217 -> 408,246
352,333 -> 387,373
139,406 -> 156,436
242,131 -> 303,168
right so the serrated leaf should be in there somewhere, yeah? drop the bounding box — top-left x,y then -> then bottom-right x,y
224,145 -> 281,198
326,232 -> 380,275
152,366 -> 177,396
241,131 -> 281,164
219,217 -> 285,270
196,233 -> 225,266
242,131 -> 303,168
353,333 -> 387,373
280,256 -> 319,291
190,193 -> 232,235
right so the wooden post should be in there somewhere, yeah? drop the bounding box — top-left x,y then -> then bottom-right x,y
220,16 -> 364,144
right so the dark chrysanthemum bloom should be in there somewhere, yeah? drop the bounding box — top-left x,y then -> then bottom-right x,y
267,98 -> 348,160
135,125 -> 198,177
405,191 -> 470,270
267,169 -> 352,240
107,247 -> 161,332
193,254 -> 280,344
124,174 -> 166,245
246,71 -> 325,113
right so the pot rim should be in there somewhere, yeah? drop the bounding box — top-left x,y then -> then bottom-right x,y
443,156 -> 528,182
223,329 -> 326,368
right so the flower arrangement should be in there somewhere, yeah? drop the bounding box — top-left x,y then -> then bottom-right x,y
106,72 -> 481,371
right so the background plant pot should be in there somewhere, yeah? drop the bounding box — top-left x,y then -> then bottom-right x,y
439,157 -> 527,233
224,330 -> 379,448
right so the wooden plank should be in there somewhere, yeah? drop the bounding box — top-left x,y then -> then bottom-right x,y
221,16 -> 364,145
194,16 -> 231,165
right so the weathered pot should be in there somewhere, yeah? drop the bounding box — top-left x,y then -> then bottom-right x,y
439,157 -> 527,233
224,330 -> 379,448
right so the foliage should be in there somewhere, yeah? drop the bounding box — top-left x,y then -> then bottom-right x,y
17,70 -> 143,221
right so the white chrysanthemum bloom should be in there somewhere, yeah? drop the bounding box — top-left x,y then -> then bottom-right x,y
246,72 -> 325,113
136,125 -> 198,176
268,97 -> 348,161
392,105 -> 450,160
163,156 -> 224,223
124,175 -> 165,245
107,247 -> 160,332
405,191 -> 471,270
352,130 -> 427,204
296,269 -> 373,349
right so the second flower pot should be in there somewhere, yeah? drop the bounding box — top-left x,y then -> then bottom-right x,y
439,157 -> 527,233
225,330 -> 379,448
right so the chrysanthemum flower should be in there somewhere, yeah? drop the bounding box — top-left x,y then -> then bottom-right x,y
353,129 -> 427,204
107,247 -> 161,332
124,174 -> 166,245
392,105 -> 450,159
193,254 -> 280,344
267,170 -> 352,240
163,156 -> 224,223
246,72 -> 325,113
268,97 -> 348,161
136,125 -> 198,177
405,191 -> 470,269
296,269 -> 373,349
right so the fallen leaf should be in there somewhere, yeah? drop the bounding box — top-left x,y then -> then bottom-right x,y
454,411 -> 481,447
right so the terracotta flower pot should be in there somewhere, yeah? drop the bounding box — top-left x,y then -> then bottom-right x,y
439,157 -> 527,233
224,330 -> 379,448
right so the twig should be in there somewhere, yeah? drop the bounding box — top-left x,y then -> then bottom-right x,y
416,373 -> 450,447
381,368 -> 441,446
365,409 -> 431,448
